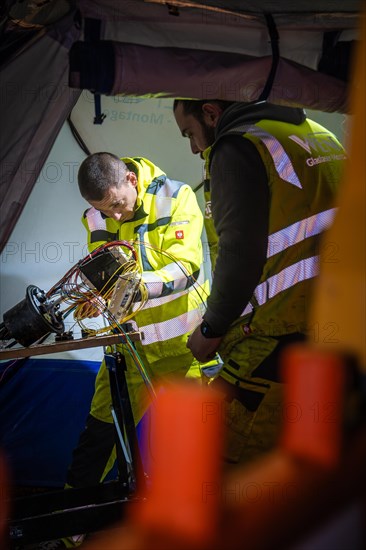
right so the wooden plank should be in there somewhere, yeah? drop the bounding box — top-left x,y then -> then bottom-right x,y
0,332 -> 141,361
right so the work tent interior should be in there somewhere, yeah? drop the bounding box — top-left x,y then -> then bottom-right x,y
0,0 -> 362,250
0,1 -> 364,544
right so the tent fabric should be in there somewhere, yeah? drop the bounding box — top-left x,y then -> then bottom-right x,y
0,10 -> 80,253
76,0 -> 359,77
79,0 -> 361,26
69,41 -> 349,112
72,0 -> 359,110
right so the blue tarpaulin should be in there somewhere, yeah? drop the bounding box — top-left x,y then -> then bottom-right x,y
1,358 -> 102,487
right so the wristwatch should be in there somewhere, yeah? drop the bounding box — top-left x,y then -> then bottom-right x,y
200,320 -> 222,339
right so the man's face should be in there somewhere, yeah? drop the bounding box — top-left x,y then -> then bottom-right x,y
174,102 -> 217,155
89,171 -> 138,222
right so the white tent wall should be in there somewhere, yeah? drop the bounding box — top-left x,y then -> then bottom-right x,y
70,93 -> 205,182
0,95 -> 347,360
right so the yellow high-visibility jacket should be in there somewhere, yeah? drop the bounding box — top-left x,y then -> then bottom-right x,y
82,157 -> 208,364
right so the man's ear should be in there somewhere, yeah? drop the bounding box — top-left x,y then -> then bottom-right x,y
127,171 -> 138,187
202,103 -> 222,128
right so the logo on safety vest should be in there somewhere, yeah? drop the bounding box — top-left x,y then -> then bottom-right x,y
175,230 -> 184,239
205,201 -> 212,218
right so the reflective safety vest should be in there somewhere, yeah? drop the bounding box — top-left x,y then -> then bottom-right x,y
205,117 -> 345,373
83,157 -> 208,364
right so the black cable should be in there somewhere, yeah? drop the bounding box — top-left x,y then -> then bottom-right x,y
67,115 -> 91,156
192,180 -> 205,193
258,13 -> 280,102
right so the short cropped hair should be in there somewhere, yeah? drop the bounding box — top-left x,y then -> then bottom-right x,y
173,99 -> 235,121
78,152 -> 128,201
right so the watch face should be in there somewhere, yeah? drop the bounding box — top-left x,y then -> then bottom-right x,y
201,320 -> 214,338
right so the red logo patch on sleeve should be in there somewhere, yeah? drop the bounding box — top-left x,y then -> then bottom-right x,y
175,230 -> 184,239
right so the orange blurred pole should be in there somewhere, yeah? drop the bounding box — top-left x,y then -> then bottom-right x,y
309,13 -> 366,369
280,345 -> 346,468
132,381 -> 224,546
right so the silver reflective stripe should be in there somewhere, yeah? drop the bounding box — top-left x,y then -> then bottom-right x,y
139,308 -> 202,345
267,208 -> 338,258
132,274 -> 205,319
227,124 -> 302,188
154,197 -> 172,219
133,288 -> 187,309
242,303 -> 253,316
155,178 -> 183,198
86,208 -> 107,231
241,256 -> 319,316
142,274 -> 164,298
255,256 -> 319,305
163,262 -> 194,291
143,262 -> 203,297
154,182 -> 190,217
170,220 -> 190,227
143,262 -> 187,297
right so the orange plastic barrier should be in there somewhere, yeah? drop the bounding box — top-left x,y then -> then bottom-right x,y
280,345 -> 346,467
133,382 -> 224,546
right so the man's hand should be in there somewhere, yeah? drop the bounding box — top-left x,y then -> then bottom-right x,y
187,325 -> 222,363
74,297 -> 106,320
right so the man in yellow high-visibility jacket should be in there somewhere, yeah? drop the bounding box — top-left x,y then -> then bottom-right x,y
64,154 -> 215,506
174,99 -> 346,464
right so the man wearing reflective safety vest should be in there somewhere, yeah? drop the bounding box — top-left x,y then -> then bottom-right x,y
174,100 -> 346,464
66,154 -> 213,494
